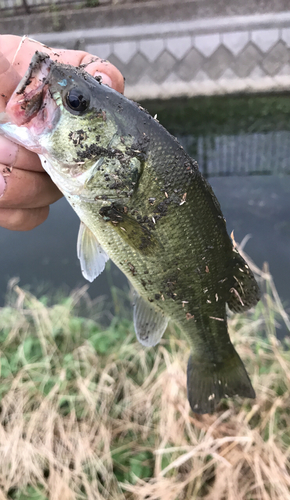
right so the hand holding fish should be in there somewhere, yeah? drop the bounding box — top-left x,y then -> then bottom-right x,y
0,35 -> 124,230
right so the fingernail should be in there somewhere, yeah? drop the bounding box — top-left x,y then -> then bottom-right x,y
0,135 -> 18,166
0,172 -> 6,198
94,71 -> 112,88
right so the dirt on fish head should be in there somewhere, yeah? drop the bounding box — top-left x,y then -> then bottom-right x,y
4,52 -> 143,201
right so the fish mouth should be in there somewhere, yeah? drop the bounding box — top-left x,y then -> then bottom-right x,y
6,51 -> 59,135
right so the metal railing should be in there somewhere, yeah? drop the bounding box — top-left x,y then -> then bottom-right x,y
178,131 -> 290,178
0,0 -> 98,15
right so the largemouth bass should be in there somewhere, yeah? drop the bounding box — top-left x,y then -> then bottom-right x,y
0,52 -> 260,413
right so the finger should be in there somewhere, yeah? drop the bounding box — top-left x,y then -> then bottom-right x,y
0,35 -> 125,94
0,170 -> 5,195
0,135 -> 43,172
0,206 -> 49,231
0,52 -> 21,111
0,165 -> 62,209
0,136 -> 42,171
0,35 -> 67,70
79,54 -> 125,93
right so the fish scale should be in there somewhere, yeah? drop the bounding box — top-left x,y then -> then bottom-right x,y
0,52 -> 260,414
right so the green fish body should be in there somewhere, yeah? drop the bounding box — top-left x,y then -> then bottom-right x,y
0,52 -> 260,413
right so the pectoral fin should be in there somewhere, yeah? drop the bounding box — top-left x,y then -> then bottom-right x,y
133,292 -> 168,346
77,222 -> 109,282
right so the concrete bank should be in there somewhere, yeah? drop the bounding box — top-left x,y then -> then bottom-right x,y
1,0 -> 290,100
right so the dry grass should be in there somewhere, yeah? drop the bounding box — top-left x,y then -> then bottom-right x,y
0,260 -> 289,500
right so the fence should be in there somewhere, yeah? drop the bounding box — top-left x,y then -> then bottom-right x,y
0,0 -> 95,14
179,131 -> 290,178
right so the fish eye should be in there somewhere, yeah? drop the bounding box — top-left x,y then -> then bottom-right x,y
65,88 -> 89,114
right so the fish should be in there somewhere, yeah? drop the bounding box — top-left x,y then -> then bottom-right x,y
0,51 -> 260,414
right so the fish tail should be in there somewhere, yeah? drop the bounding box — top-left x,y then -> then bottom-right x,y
187,346 -> 255,414
227,249 -> 260,313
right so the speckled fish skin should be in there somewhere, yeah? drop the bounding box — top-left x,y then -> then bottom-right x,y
0,52 -> 260,414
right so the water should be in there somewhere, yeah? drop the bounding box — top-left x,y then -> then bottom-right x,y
0,198 -> 128,306
207,175 -> 290,311
0,93 -> 289,325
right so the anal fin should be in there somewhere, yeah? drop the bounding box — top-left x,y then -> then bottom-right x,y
133,292 -> 168,347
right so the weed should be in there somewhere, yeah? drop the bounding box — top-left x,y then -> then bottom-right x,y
0,254 -> 289,499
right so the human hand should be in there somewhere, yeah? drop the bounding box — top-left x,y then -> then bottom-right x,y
0,35 -> 124,231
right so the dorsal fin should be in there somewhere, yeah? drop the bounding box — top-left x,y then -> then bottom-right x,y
227,250 -> 260,313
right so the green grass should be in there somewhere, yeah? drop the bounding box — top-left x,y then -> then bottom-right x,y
0,253 -> 290,499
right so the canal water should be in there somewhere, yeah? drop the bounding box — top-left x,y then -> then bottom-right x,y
0,93 -> 289,328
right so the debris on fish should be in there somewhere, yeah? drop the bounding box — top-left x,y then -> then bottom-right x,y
0,52 -> 260,413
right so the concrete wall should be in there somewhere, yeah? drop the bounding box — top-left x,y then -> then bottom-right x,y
2,0 -> 290,100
